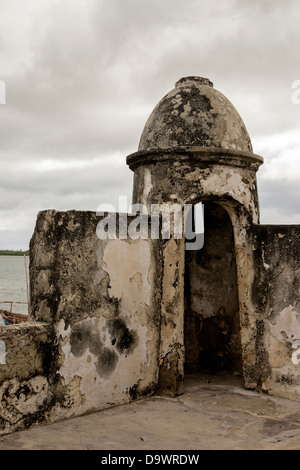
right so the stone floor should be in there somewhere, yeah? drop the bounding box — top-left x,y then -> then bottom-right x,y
0,373 -> 300,450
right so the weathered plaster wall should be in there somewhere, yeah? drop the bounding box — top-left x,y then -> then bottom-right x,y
130,151 -> 261,219
0,322 -> 52,435
29,210 -> 162,421
252,224 -> 300,401
184,202 -> 241,375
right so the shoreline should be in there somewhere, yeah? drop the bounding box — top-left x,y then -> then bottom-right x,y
0,252 -> 29,256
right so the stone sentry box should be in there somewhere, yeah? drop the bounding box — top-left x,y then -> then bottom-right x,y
127,76 -> 264,394
1,76 -> 300,436
127,76 -> 300,397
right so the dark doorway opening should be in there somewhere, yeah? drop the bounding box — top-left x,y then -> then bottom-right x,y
184,201 -> 242,376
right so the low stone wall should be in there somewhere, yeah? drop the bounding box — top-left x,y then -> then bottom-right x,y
0,322 -> 52,435
252,224 -> 300,400
0,209 -> 162,435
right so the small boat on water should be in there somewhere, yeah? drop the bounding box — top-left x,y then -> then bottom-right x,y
0,302 -> 29,325
0,310 -> 29,325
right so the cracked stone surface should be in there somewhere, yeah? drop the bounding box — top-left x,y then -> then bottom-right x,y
0,374 -> 300,450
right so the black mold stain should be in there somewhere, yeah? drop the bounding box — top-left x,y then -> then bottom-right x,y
149,86 -> 214,148
96,346 -> 118,378
276,373 -> 295,386
108,318 -> 138,354
70,322 -> 118,378
128,381 -> 157,401
15,384 -> 31,399
69,316 -> 138,378
128,383 -> 138,400
70,323 -> 94,357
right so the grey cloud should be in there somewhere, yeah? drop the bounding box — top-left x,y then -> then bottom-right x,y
0,0 -> 300,248
0,158 -> 132,200
258,178 -> 300,224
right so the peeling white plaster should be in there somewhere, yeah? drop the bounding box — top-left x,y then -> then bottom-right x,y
142,168 -> 153,203
102,239 -> 151,307
270,305 -> 300,341
262,249 -> 270,270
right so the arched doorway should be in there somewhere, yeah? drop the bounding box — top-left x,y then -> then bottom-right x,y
184,201 -> 243,376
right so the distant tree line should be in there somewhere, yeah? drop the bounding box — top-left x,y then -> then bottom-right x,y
0,249 -> 29,256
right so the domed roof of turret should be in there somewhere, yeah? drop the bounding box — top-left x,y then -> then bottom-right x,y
138,76 -> 253,153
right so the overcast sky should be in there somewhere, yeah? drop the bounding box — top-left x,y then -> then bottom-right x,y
0,0 -> 300,249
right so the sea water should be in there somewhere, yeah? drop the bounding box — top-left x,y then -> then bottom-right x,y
0,256 -> 29,324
